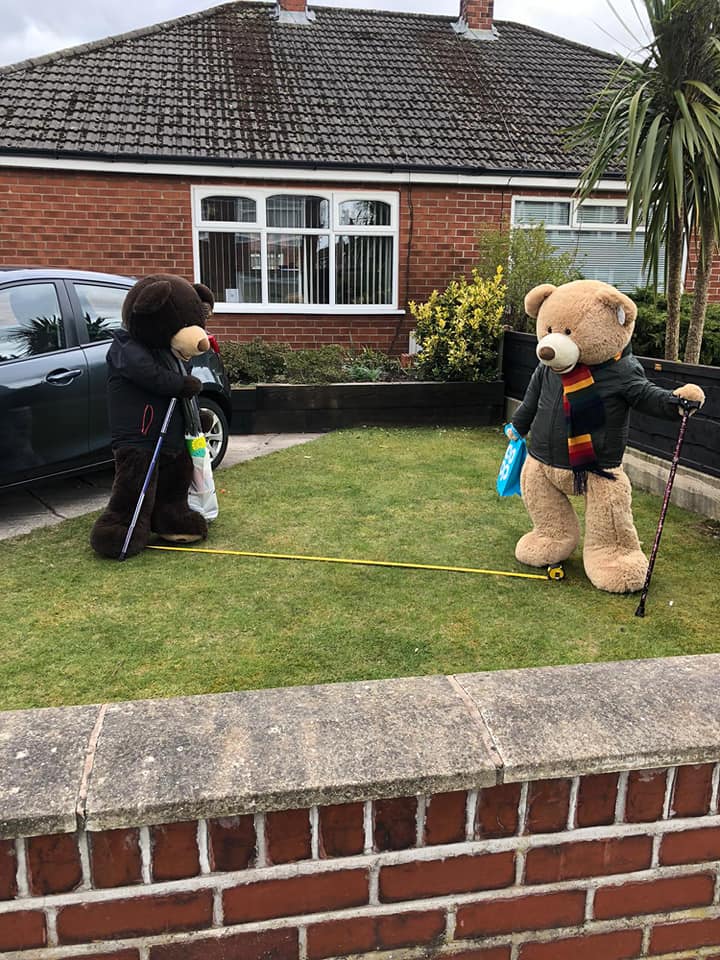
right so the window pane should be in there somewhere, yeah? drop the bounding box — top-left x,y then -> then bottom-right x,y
338,200 -> 391,226
267,233 -> 329,304
545,229 -> 664,289
0,283 -> 64,361
514,200 -> 571,226
199,231 -> 262,303
577,203 -> 627,225
335,235 -> 393,305
74,283 -> 127,343
201,196 -> 257,223
267,195 -> 329,229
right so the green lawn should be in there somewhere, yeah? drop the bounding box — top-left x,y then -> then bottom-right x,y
2,427 -> 718,711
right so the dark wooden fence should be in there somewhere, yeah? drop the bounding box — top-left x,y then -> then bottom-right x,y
502,331 -> 720,480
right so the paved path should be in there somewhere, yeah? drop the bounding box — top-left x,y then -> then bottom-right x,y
0,434 -> 322,541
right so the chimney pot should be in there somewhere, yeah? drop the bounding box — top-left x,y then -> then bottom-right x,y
274,0 -> 315,23
454,0 -> 496,38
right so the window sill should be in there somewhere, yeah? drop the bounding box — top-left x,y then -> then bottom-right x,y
212,305 -> 406,315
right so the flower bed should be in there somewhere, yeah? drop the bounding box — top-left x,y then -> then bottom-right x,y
231,380 -> 504,433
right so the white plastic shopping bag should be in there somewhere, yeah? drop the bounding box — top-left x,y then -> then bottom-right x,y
186,431 -> 219,521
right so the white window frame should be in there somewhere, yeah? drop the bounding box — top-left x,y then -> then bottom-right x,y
510,195 -> 664,289
511,196 -> 633,232
192,186 -> 401,314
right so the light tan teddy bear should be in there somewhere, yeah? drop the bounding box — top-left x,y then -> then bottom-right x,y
508,280 -> 705,593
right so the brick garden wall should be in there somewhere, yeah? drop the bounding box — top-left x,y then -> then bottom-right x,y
3,763 -> 720,958
1,657 -> 720,959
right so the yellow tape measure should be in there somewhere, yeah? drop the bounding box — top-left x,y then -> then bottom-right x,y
147,544 -> 554,580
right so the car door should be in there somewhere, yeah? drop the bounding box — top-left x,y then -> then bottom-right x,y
0,279 -> 89,486
67,279 -> 132,457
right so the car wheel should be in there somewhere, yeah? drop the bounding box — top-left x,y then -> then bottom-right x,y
198,397 -> 229,469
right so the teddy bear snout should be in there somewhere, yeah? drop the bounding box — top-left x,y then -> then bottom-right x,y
536,332 -> 580,374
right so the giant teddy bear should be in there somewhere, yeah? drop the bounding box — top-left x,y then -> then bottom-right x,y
90,274 -> 215,559
508,279 -> 705,593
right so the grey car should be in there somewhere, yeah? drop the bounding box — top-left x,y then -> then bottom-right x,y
0,269 -> 232,491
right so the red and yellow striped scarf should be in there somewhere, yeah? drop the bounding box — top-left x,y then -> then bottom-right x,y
560,364 -> 613,493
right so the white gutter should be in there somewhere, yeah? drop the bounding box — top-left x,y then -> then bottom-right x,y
0,154 -> 626,192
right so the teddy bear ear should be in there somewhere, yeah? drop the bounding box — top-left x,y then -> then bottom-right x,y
597,289 -> 638,326
193,283 -> 215,309
524,284 -> 557,318
132,279 -> 172,315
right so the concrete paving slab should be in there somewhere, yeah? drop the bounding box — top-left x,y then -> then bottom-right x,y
456,654 -> 720,783
85,676 -> 497,830
0,703 -> 100,838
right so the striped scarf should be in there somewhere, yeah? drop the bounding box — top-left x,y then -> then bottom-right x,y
560,364 -> 614,494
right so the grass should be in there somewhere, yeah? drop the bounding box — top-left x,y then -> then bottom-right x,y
2,427 -> 719,712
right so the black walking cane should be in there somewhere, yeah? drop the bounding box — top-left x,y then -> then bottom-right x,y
118,397 -> 178,561
635,396 -> 701,617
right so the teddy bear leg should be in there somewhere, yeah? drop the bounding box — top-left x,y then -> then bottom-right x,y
90,447 -> 158,558
151,449 -> 208,544
583,468 -> 648,593
515,456 -> 580,566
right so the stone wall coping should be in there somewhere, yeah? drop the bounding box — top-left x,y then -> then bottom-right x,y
1,654 -> 719,838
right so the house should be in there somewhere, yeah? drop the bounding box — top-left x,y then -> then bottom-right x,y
1,0 -> 716,352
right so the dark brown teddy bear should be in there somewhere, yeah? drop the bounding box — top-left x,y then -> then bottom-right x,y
90,274 -> 215,559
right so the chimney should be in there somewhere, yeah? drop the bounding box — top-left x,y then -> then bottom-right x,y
274,0 -> 315,23
453,0 -> 496,39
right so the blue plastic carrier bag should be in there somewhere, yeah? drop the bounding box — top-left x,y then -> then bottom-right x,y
496,425 -> 527,497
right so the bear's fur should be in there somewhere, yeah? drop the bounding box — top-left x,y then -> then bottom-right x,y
510,279 -> 705,593
90,274 -> 215,559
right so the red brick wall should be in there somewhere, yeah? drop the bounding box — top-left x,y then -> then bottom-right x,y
1,166 -> 717,357
3,762 -> 720,958
0,168 -> 511,354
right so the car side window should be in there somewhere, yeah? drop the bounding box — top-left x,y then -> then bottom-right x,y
74,283 -> 128,343
0,283 -> 65,362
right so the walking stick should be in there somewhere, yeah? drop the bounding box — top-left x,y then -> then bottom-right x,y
635,397 -> 701,617
119,397 -> 178,561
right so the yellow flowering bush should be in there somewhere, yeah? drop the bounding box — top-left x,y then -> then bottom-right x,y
409,265 -> 506,381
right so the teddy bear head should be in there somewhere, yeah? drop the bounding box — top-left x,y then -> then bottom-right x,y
122,274 -> 214,352
524,279 -> 637,373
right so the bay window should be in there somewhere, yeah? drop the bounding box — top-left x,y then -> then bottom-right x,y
193,188 -> 398,311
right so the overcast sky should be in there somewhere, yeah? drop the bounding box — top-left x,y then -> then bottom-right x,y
0,0 -> 652,67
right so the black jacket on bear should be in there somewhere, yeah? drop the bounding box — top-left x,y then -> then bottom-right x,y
511,344 -> 678,470
106,329 -> 190,452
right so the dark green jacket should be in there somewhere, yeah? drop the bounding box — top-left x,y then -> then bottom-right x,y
511,345 -> 678,470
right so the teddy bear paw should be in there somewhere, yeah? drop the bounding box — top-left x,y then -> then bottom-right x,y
583,547 -> 648,594
156,532 -> 206,544
515,530 -> 578,567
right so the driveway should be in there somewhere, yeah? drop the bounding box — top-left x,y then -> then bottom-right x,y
0,434 -> 322,541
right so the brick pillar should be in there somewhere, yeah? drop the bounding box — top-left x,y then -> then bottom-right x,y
459,0 -> 493,31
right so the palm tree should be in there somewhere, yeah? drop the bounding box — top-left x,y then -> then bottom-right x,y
570,0 -> 720,362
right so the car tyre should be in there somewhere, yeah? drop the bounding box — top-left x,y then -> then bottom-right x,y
198,396 -> 229,469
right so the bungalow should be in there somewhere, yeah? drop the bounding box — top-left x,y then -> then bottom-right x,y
0,0 -> 716,351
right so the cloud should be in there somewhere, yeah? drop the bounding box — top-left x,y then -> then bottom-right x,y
0,20 -> 85,66
0,0 -> 653,67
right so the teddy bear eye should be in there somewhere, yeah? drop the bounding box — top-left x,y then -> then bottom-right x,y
547,326 -> 552,333
564,328 -> 571,335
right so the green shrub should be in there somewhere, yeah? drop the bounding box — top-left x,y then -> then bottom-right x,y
283,345 -> 347,383
631,289 -> 720,365
409,265 -> 506,382
220,339 -> 414,383
219,338 -> 289,383
343,346 -> 407,381
475,224 -> 582,331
